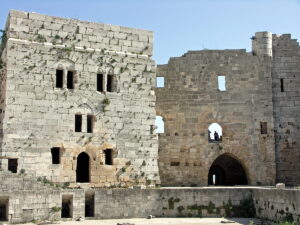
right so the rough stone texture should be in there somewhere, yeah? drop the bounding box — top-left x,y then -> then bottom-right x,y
156,49 -> 276,186
1,171 -> 299,223
0,10 -> 160,187
271,33 -> 300,186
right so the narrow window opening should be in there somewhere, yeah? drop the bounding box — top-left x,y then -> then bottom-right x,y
260,122 -> 268,134
56,70 -> 64,88
170,162 -> 180,166
85,192 -> 95,217
156,77 -> 165,88
97,74 -> 103,92
51,147 -> 60,164
0,197 -> 9,221
67,71 -> 74,89
61,195 -> 73,218
208,123 -> 222,142
104,149 -> 113,165
8,159 -> 18,173
155,116 -> 164,133
75,114 -> 82,132
280,78 -> 284,92
87,115 -> 94,133
218,75 -> 226,91
107,75 -> 113,92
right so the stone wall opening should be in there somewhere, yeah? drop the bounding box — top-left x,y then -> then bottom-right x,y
67,71 -> 74,89
56,69 -> 63,88
208,123 -> 222,142
87,115 -> 94,133
85,191 -> 95,217
217,75 -> 226,91
208,154 -> 248,185
260,122 -> 268,134
155,116 -> 164,133
76,152 -> 90,183
51,147 -> 60,164
107,74 -> 113,92
104,149 -> 113,165
75,114 -> 82,132
8,159 -> 17,173
97,74 -> 103,92
280,78 -> 284,92
0,197 -> 8,221
61,195 -> 73,218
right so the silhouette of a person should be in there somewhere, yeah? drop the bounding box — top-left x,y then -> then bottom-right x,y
214,131 -> 219,141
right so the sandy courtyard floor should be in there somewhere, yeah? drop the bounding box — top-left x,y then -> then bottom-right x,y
50,218 -> 260,225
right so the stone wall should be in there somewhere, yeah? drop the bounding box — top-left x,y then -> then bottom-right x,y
1,171 -> 299,223
156,49 -> 276,186
270,33 -> 300,186
0,10 -> 160,187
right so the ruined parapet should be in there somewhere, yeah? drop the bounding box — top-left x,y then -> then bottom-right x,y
252,31 -> 272,57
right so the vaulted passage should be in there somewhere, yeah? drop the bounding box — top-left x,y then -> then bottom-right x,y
0,197 -> 8,221
208,154 -> 248,185
76,152 -> 90,183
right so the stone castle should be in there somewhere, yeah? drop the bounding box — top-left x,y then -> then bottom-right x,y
0,10 -> 299,223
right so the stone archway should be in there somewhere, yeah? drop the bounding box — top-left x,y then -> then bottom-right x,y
76,152 -> 90,183
208,154 -> 248,185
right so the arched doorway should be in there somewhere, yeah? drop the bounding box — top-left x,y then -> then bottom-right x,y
76,152 -> 90,183
208,154 -> 247,185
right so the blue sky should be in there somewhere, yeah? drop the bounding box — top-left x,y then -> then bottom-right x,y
1,0 -> 300,64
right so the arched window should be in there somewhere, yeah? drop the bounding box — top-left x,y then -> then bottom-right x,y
208,123 -> 222,142
155,116 -> 164,133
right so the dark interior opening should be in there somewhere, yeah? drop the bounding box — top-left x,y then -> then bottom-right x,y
67,71 -> 74,89
97,74 -> 103,92
51,147 -> 60,164
0,198 -> 8,221
76,152 -> 90,183
56,69 -> 63,88
75,114 -> 82,132
260,122 -> 268,134
61,195 -> 72,218
85,192 -> 95,217
8,159 -> 17,173
107,75 -> 113,92
87,115 -> 94,133
280,78 -> 284,92
104,149 -> 113,165
208,154 -> 248,186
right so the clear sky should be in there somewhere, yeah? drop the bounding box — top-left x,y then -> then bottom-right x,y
1,0 -> 300,65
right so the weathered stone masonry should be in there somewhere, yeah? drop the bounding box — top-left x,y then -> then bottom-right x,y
0,10 -> 160,187
156,31 -> 300,187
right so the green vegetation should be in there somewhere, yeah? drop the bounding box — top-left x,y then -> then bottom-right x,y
168,197 -> 181,209
51,206 -> 61,212
35,34 -> 46,43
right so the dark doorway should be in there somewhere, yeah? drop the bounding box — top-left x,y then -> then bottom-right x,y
51,148 -> 60,164
85,191 -> 95,217
0,198 -> 8,221
208,154 -> 248,185
56,69 -> 63,88
61,195 -> 73,218
8,159 -> 18,173
76,152 -> 90,183
107,74 -> 113,92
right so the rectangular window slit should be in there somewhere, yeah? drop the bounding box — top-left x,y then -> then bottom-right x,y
107,75 -> 113,92
87,115 -> 94,133
56,70 -> 63,88
104,149 -> 113,165
260,122 -> 268,134
51,147 -> 60,164
75,114 -> 82,132
67,71 -> 74,89
8,159 -> 18,173
218,75 -> 226,91
280,78 -> 284,92
156,77 -> 165,88
97,74 -> 103,92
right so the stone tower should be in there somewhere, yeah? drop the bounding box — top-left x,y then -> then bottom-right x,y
0,10 -> 160,187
